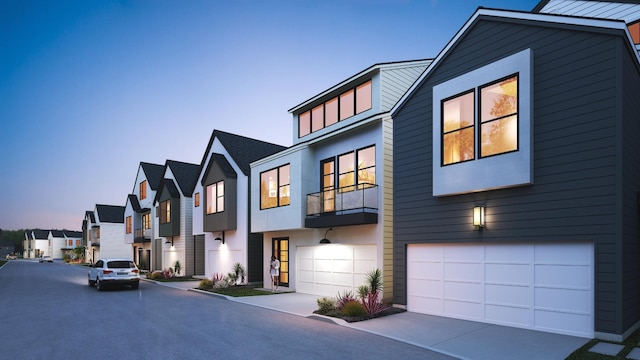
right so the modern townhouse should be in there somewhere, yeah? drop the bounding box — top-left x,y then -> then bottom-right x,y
390,0 -> 640,340
84,204 -> 127,263
251,60 -> 430,297
124,161 -> 165,271
48,230 -> 82,260
23,229 -> 50,259
192,130 -> 286,284
153,160 -> 200,276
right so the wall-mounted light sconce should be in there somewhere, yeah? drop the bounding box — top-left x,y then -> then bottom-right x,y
473,206 -> 486,229
215,231 -> 225,245
165,239 -> 174,246
320,228 -> 333,244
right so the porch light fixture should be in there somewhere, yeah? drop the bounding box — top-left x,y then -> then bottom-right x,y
320,228 -> 333,244
165,239 -> 173,246
473,206 -> 485,229
215,231 -> 225,245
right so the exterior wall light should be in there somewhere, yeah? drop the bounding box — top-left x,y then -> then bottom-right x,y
473,206 -> 485,229
320,228 -> 333,244
164,239 -> 173,246
215,231 -> 225,244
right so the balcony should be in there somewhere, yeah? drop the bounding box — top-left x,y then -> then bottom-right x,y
134,228 -> 152,243
305,184 -> 378,228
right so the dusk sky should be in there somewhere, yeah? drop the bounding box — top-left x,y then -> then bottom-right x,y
1,0 -> 539,231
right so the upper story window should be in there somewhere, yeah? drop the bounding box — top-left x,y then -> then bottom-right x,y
126,216 -> 132,234
298,80 -> 372,138
142,212 -> 151,229
140,180 -> 147,200
194,192 -> 200,207
441,74 -> 518,166
334,145 -> 376,192
206,181 -> 224,214
260,164 -> 290,209
160,200 -> 171,224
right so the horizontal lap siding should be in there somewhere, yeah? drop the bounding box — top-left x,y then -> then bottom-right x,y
622,43 -> 640,332
393,18 -> 622,334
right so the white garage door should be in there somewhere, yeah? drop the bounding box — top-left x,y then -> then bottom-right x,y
407,243 -> 593,337
296,244 -> 376,297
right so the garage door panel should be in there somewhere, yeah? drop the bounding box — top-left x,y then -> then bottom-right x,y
535,264 -> 591,288
486,263 -> 529,285
314,259 -> 332,272
485,284 -> 530,307
354,259 -> 376,273
333,272 -> 353,286
445,300 -> 483,320
535,287 -> 591,313
486,304 -> 531,327
407,243 -> 593,338
444,262 -> 483,282
333,259 -> 353,272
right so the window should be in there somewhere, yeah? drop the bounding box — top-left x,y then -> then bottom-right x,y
479,75 -> 518,158
442,91 -> 475,165
298,80 -> 372,138
76,240 -> 80,246
329,145 -> 376,193
160,200 -> 171,224
206,181 -> 224,214
194,192 -> 200,207
142,213 -> 151,229
126,216 -> 132,234
432,48 -> 532,197
140,180 -> 147,200
68,240 -> 73,246
260,164 -> 290,209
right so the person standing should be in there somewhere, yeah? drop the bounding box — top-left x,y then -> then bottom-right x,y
270,255 -> 280,292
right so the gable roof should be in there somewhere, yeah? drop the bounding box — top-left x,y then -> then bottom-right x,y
199,130 -> 287,176
95,204 -> 125,224
154,178 -> 181,204
50,230 -> 64,237
127,194 -> 143,212
140,162 -> 165,191
166,160 -> 200,196
391,7 -> 635,116
202,153 -> 237,185
85,210 -> 95,224
534,0 -> 640,22
63,231 -> 82,238
30,229 -> 50,239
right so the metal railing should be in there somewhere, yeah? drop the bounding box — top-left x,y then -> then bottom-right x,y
306,184 -> 378,216
134,228 -> 152,239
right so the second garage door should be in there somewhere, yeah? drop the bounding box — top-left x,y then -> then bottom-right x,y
407,243 -> 593,337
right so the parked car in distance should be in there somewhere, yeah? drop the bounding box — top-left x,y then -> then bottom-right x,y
5,254 -> 17,260
88,259 -> 140,291
39,256 -> 53,263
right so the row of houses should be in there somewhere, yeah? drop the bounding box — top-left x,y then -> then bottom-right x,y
77,0 -> 640,342
22,229 -> 83,259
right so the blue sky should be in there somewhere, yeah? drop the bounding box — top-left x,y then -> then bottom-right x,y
0,0 -> 539,231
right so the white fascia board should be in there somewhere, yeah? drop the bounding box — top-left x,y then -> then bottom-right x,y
391,8 -> 636,117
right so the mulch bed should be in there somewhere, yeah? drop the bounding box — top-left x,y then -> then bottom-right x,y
313,306 -> 406,323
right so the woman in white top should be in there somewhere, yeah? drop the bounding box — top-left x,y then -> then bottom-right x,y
270,255 -> 280,292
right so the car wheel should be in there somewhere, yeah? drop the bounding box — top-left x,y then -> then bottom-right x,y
96,278 -> 103,292
88,278 -> 94,287
131,282 -> 139,290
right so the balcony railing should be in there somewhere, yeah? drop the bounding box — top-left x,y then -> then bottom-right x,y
134,228 -> 152,239
306,184 -> 378,217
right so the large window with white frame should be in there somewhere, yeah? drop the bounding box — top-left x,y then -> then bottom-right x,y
206,181 -> 224,214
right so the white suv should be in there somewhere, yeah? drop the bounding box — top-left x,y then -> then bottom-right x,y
88,259 -> 140,291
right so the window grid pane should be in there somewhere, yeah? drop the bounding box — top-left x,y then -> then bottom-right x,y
299,111 -> 311,138
339,89 -> 355,120
311,104 -> 324,132
355,80 -> 372,114
325,97 -> 338,126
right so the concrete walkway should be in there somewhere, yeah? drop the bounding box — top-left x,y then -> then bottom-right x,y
148,280 -> 589,360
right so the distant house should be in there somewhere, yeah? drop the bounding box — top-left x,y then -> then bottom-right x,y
23,229 -> 50,259
48,230 -> 82,260
124,162 -> 165,271
251,60 -> 430,297
192,130 -> 286,283
153,160 -> 200,276
390,0 -> 640,340
84,204 -> 127,262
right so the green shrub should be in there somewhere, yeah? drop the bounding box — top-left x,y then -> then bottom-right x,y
149,271 -> 164,280
199,278 -> 213,289
342,301 -> 368,317
316,297 -> 336,314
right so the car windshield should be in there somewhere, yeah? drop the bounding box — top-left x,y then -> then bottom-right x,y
107,261 -> 135,269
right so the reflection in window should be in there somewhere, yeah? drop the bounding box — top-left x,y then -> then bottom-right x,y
311,104 -> 324,132
160,200 -> 171,224
442,91 -> 475,165
338,152 -> 355,192
335,145 -> 376,193
260,164 -> 290,209
299,111 -> 311,137
356,80 -> 372,114
325,97 -> 338,126
357,146 -> 376,188
340,89 -> 355,120
126,216 -> 132,234
143,213 -> 151,229
480,75 -> 518,158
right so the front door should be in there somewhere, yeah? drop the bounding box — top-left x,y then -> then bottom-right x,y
272,238 -> 289,287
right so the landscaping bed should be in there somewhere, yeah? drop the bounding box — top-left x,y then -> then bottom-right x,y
314,306 -> 406,323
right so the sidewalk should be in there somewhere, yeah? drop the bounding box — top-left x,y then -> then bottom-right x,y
148,280 -> 589,360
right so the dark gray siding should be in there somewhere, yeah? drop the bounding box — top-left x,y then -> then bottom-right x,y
621,42 -> 640,333
247,232 -> 263,283
158,189 -> 181,238
393,17 -> 631,335
203,162 -> 238,232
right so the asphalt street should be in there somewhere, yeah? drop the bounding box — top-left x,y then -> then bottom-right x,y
0,260 -> 458,360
